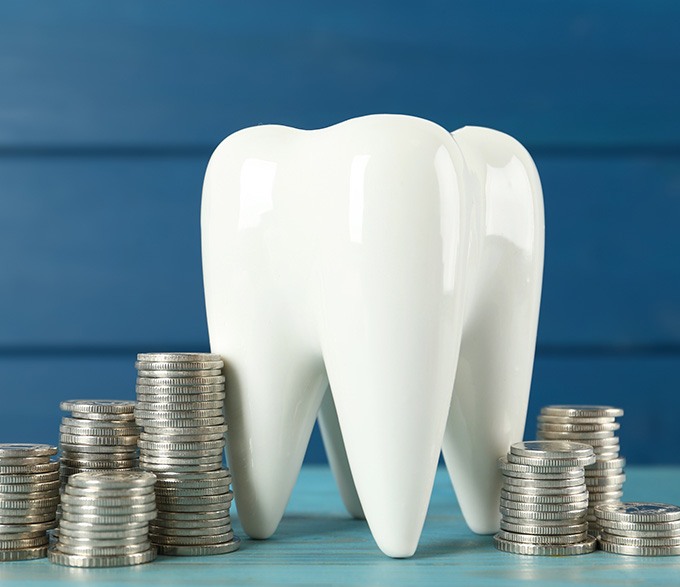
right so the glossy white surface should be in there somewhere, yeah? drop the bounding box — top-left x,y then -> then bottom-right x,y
201,114 -> 544,558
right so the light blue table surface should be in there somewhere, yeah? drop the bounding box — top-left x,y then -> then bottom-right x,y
1,465 -> 679,586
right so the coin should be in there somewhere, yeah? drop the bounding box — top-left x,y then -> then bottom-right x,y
595,503 -> 680,523
136,387 -> 226,397
68,470 -> 156,489
538,430 -> 616,440
597,519 -> 680,533
155,538 -> 240,556
599,532 -> 680,547
0,444 -> 58,458
0,535 -> 50,549
137,376 -> 225,386
496,530 -> 588,544
500,489 -> 588,504
510,441 -> 595,460
149,515 -> 231,529
494,534 -> 597,555
154,509 -> 230,522
500,498 -> 589,513
70,411 -> 136,422
48,545 -> 157,567
135,409 -> 224,420
0,545 -> 49,561
503,476 -> 585,488
58,434 -> 139,447
506,453 -> 596,468
599,541 -> 680,556
541,406 -> 624,418
137,369 -> 223,379
135,360 -> 224,371
137,352 -> 222,363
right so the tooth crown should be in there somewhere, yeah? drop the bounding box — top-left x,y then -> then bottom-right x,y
201,114 -> 544,558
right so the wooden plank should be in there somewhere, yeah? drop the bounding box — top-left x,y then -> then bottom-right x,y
0,1 -> 677,148
1,155 -> 679,347
0,354 -> 677,464
0,466 -> 676,583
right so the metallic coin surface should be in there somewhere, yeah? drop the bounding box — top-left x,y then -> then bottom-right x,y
599,532 -> 680,547
68,471 -> 156,489
595,502 -> 680,523
496,530 -> 588,544
135,360 -> 224,371
506,453 -> 596,468
137,352 -> 222,363
137,376 -> 225,386
597,519 -> 680,533
501,489 -> 589,504
510,441 -> 595,460
494,534 -> 597,555
155,538 -> 240,556
48,545 -> 157,567
541,406 -> 624,418
0,545 -> 49,561
0,444 -> 58,458
598,541 -> 680,556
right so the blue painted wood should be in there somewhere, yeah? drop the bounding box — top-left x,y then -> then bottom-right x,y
0,354 -> 677,464
0,1 -> 677,148
0,466 -> 678,585
1,155 -> 679,347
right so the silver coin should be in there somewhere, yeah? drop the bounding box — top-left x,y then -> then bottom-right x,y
498,457 -> 583,478
0,520 -> 57,534
58,528 -> 148,541
155,486 -> 231,499
502,484 -> 588,496
0,444 -> 58,458
48,544 -> 157,567
137,376 -> 225,386
59,434 -> 139,447
599,532 -> 680,547
61,417 -> 139,430
597,518 -> 680,533
510,441 -> 595,460
150,514 -> 231,528
135,360 -> 224,371
585,467 -> 624,478
155,538 -> 240,556
156,492 -> 232,506
57,519 -> 149,533
500,489 -> 588,505
155,482 -> 231,493
0,456 -> 53,466
0,495 -> 60,508
60,459 -> 136,470
139,431 -> 225,442
0,545 -> 49,561
140,453 -> 223,464
149,524 -> 232,537
62,501 -> 156,515
502,514 -> 587,527
0,462 -> 60,474
538,415 -> 616,424
500,498 -> 589,512
61,494 -> 155,508
70,411 -> 137,422
136,400 -> 224,411
140,423 -> 227,435
59,442 -> 138,454
57,532 -> 150,546
541,405 -> 624,418
587,484 -> 625,494
152,469 -> 230,482
61,511 -> 157,525
0,480 -> 61,494
585,474 -> 626,487
595,502 -> 680,523
494,534 -> 597,555
0,471 -> 60,484
592,449 -> 620,458
135,408 -> 224,419
598,541 -> 680,556
0,535 -> 50,549
538,421 -> 620,433
137,352 -> 222,363
68,470 -> 156,489
141,449 -> 225,461
57,542 -> 152,557
506,453 -> 595,468
538,430 -> 616,440
138,416 -> 225,428
0,512 -> 56,523
60,399 -> 136,414
138,438 -> 225,451
137,369 -> 223,379
499,506 -> 587,521
150,530 -> 234,546
136,387 -> 225,397
543,435 -> 619,447
60,425 -> 141,437
495,530 -> 588,544
154,509 -> 230,522
140,462 -> 222,473
503,476 -> 585,488
0,489 -> 60,503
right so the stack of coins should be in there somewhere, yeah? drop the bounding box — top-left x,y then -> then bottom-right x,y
0,444 -> 59,561
48,470 -> 157,567
494,440 -> 597,555
135,352 -> 240,556
537,405 -> 625,534
596,503 -> 680,556
59,400 -> 140,488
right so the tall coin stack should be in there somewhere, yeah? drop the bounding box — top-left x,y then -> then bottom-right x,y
595,502 -> 680,556
494,440 -> 598,555
135,352 -> 240,555
0,444 -> 59,561
537,405 -> 625,535
49,471 -> 157,567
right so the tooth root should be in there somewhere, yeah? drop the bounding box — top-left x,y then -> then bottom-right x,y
442,127 -> 544,534
318,389 -> 364,520
318,138 -> 468,557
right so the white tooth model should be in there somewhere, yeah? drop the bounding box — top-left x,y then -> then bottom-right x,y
201,114 -> 544,558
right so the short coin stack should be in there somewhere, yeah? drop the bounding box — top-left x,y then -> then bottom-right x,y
0,444 -> 59,561
59,400 -> 140,487
135,352 -> 240,555
537,405 -> 625,534
48,470 -> 157,567
494,440 -> 597,555
595,502 -> 680,556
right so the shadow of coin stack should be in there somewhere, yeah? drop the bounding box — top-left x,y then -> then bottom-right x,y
57,400 -> 140,534
537,405 -> 625,536
135,352 -> 240,556
48,470 -> 157,567
494,440 -> 597,556
0,444 -> 60,561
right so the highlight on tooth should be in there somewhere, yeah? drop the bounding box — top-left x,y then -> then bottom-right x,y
201,114 -> 545,558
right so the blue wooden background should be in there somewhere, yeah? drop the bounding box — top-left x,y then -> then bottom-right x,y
0,1 -> 679,463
